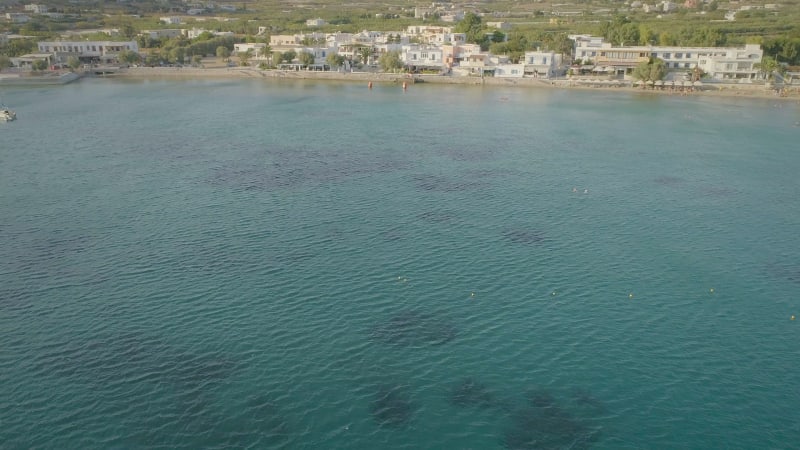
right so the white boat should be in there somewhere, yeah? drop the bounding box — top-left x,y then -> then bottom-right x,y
1,107 -> 16,122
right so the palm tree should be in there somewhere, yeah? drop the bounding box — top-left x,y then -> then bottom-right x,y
754,55 -> 780,86
357,46 -> 373,66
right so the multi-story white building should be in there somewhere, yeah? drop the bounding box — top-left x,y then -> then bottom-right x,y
37,40 -> 139,64
402,44 -> 444,72
572,36 -> 763,80
523,50 -> 567,78
24,4 -> 48,14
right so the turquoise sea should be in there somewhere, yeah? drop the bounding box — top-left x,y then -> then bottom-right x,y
1,78 -> 799,449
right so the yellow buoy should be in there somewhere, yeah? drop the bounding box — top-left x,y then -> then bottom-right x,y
792,315 -> 796,321
629,293 -> 634,299
710,288 -> 715,293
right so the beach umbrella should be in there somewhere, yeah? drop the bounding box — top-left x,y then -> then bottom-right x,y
646,80 -> 655,86
693,80 -> 703,87
654,80 -> 663,86
634,80 -> 644,86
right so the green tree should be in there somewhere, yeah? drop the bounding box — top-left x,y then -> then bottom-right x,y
67,56 -> 81,70
145,52 -> 162,66
238,49 -> 253,66
258,44 -> 272,62
491,30 -> 505,44
281,49 -> 297,63
0,55 -> 12,70
120,23 -> 137,39
32,59 -> 49,71
4,39 -> 35,57
454,12 -> 486,47
543,33 -> 574,56
298,51 -> 315,66
632,57 -> 667,83
326,52 -> 345,69
216,46 -> 231,61
754,55 -> 780,83
378,50 -> 404,73
690,66 -> 706,82
169,47 -> 186,64
357,46 -> 372,65
195,31 -> 214,42
118,49 -> 141,65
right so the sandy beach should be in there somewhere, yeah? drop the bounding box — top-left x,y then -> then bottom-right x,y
110,65 -> 800,102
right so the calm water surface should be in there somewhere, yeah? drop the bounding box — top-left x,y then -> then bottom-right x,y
1,78 -> 799,449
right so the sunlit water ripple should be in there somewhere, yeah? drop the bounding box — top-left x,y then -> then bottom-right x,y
1,79 -> 799,449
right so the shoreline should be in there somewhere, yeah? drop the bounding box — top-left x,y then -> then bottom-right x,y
23,65 -> 800,102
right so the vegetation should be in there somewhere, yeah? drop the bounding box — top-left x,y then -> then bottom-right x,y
378,50 -> 404,73
67,56 -> 80,70
298,50 -> 315,66
632,57 -> 667,82
754,55 -> 784,82
1,0 -> 800,70
216,46 -> 231,61
32,59 -> 48,71
0,55 -> 11,70
326,52 -> 345,69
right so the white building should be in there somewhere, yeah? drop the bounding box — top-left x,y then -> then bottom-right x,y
306,18 -> 326,27
185,28 -> 234,39
486,21 -> 512,30
440,12 -> 464,22
37,40 -> 139,64
141,29 -> 182,39
494,63 -> 525,78
572,36 -> 763,81
5,13 -> 31,23
523,50 -> 566,78
160,16 -> 182,24
402,44 -> 444,71
24,4 -> 48,14
234,42 -> 267,58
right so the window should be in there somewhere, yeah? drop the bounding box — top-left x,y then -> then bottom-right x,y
663,53 -> 671,58
685,53 -> 691,58
543,57 -> 547,64
684,63 -> 690,68
675,53 -> 682,58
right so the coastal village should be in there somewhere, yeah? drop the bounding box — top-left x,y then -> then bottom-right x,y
0,0 -> 797,93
